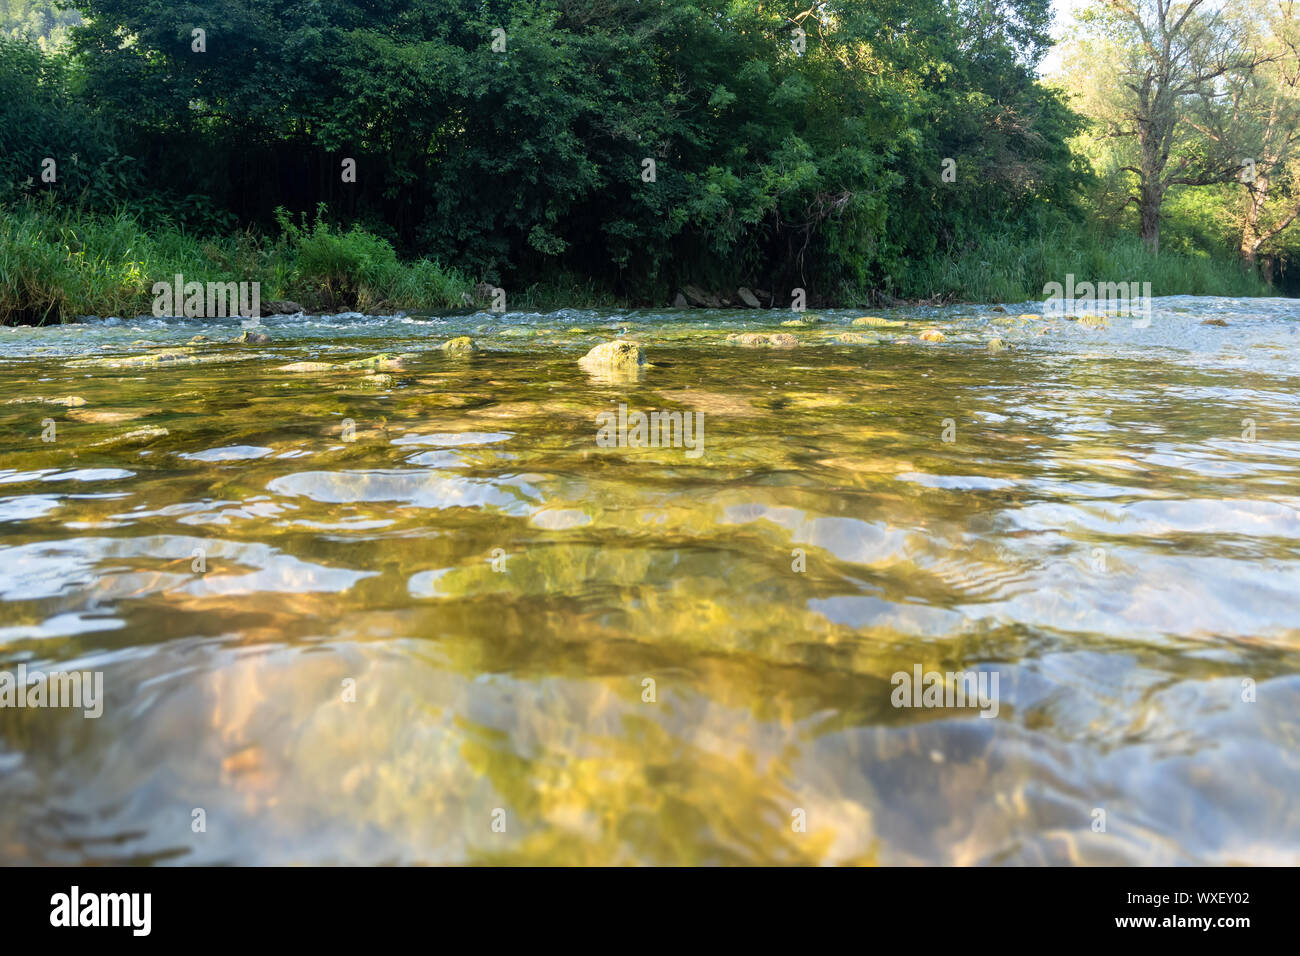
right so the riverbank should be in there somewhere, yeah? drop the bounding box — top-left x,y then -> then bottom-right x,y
0,204 -> 1279,325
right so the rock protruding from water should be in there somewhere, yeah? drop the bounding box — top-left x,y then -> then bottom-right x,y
236,330 -> 271,344
261,300 -> 305,316
852,316 -> 904,328
441,336 -> 477,353
682,285 -> 720,308
579,340 -> 646,371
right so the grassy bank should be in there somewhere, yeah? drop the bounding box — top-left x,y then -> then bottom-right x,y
900,221 -> 1271,302
0,203 -> 1277,324
0,203 -> 473,324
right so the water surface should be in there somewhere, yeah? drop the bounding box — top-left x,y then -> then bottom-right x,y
2,298 -> 1299,864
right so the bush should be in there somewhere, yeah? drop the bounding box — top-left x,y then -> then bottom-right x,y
0,202 -> 473,324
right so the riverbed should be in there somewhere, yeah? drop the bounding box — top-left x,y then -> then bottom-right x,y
1,298 -> 1298,864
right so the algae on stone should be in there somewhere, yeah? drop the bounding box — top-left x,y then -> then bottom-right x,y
726,332 -> 798,348
579,340 -> 646,370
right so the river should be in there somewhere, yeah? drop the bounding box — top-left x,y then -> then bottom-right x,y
1,297 -> 1298,864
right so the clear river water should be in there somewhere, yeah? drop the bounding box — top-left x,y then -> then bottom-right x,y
1,297 -> 1298,864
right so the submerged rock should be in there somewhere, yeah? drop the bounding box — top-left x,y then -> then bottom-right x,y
726,332 -> 798,348
92,425 -> 169,447
987,337 -> 1006,352
834,332 -> 877,344
4,395 -> 86,407
579,340 -> 646,370
69,349 -> 204,368
236,330 -> 271,344
344,373 -> 396,390
189,334 -> 209,343
1078,313 -> 1108,329
278,362 -> 338,373
1201,318 -> 1229,327
346,353 -> 411,370
781,316 -> 821,327
441,336 -> 478,353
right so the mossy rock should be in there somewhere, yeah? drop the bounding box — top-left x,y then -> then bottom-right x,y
833,332 -> 877,345
987,337 -> 1007,352
578,340 -> 647,370
69,348 -> 203,369
1201,318 -> 1229,327
919,328 -> 946,341
1078,313 -> 1108,329
346,353 -> 412,370
236,330 -> 271,344
726,332 -> 798,348
441,336 -> 478,353
852,316 -> 905,328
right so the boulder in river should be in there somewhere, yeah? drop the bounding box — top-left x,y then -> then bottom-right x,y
260,300 -> 305,316
236,330 -> 271,344
853,316 -> 904,328
919,328 -> 946,341
579,340 -> 646,371
347,353 -> 412,370
682,285 -> 715,308
737,287 -> 761,308
441,336 -> 477,353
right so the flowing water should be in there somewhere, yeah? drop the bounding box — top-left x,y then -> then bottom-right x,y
1,298 -> 1299,865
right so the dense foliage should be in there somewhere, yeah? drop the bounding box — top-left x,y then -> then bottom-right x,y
2,0 -> 1095,304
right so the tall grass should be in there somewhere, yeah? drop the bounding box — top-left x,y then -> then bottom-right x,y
0,202 -> 474,324
1,203 -> 1278,324
901,221 -> 1270,302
